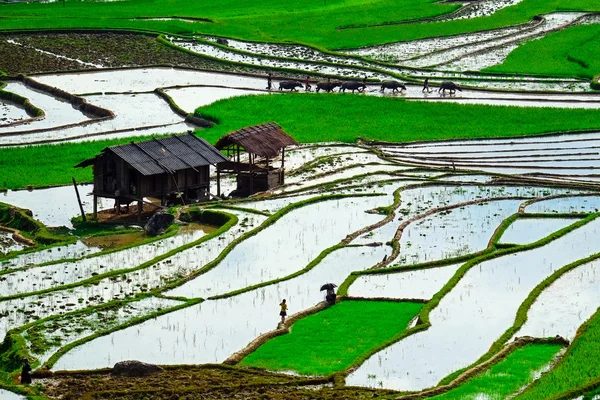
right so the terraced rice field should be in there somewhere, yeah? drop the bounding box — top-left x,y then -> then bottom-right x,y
1,0 -> 600,398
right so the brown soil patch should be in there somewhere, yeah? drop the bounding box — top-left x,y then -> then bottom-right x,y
41,366 -> 394,399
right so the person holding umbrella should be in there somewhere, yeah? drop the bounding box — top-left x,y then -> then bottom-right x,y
321,283 -> 337,304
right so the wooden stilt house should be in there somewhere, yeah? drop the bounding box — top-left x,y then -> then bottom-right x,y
215,122 -> 298,196
75,133 -> 228,220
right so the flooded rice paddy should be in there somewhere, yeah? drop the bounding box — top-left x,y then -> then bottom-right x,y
347,218 -> 600,390
2,38 -> 600,397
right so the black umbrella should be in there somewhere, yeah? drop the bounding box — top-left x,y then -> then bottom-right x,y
320,283 -> 337,291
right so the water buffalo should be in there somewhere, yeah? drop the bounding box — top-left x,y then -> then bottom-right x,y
279,81 -> 304,91
380,81 -> 407,93
315,81 -> 341,92
216,38 -> 229,46
340,81 -> 367,93
438,81 -> 462,94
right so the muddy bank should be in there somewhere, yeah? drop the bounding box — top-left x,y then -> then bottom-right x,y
40,365 -> 388,399
0,33 -> 298,76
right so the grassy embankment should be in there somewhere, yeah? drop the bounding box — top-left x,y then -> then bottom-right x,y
3,95 -> 600,190
0,0 -> 598,49
485,24 -> 600,80
514,306 -> 600,400
428,343 -> 562,400
240,300 -> 423,375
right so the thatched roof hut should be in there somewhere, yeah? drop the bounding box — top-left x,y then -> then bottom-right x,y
215,122 -> 298,196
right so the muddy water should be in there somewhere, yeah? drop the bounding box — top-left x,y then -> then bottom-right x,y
0,223 -> 212,297
346,218 -> 600,391
53,245 -> 387,369
62,121 -> 194,145
164,86 -> 265,113
499,218 -> 582,244
0,100 -> 28,125
0,231 -> 27,253
525,196 -> 600,214
0,241 -> 101,271
84,223 -> 215,250
514,258 -> 600,341
0,389 -> 26,400
349,264 -> 462,300
0,82 -> 90,134
0,184 -> 113,228
166,195 -> 389,298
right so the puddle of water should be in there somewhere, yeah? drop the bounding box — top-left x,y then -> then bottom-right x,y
0,222 -> 212,297
346,218 -> 600,391
349,263 -> 462,300
84,223 -> 215,250
0,82 -> 90,134
526,196 -> 600,214
0,241 -> 101,271
0,211 -> 264,341
0,184 -> 113,228
53,245 -> 387,369
0,92 -> 185,146
391,199 -> 523,266
166,196 -> 389,298
26,296 -> 183,364
0,230 -> 28,253
0,100 -> 29,125
499,218 -> 582,244
164,86 -> 265,114
0,389 -> 26,400
514,258 -> 600,341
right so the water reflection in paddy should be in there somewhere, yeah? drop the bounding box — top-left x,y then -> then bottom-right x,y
347,218 -> 600,391
499,218 -> 582,244
167,195 -> 389,298
515,258 -> 600,341
349,264 -> 462,300
525,196 -> 600,214
53,245 -> 387,369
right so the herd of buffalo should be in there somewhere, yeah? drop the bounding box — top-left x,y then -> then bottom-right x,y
276,80 -> 462,94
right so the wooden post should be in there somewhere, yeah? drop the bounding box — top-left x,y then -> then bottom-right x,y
216,167 -> 221,197
93,195 -> 98,219
281,147 -> 286,184
138,200 -> 143,222
72,177 -> 87,222
249,153 -> 254,195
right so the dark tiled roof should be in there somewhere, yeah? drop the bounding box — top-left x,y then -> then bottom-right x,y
75,133 -> 228,176
214,122 -> 298,158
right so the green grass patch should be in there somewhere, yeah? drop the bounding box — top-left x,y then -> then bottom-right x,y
485,24 -> 600,79
3,94 -> 600,190
195,94 -> 600,144
515,306 -> 600,400
240,300 -> 423,375
0,0 -> 597,49
430,343 -> 562,400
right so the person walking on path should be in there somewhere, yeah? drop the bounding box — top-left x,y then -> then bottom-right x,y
267,73 -> 273,91
305,75 -> 312,92
21,358 -> 32,384
422,78 -> 431,93
279,299 -> 288,324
